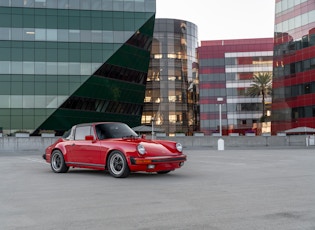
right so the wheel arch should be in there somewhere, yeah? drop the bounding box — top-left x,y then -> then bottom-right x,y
104,148 -> 130,170
50,146 -> 67,162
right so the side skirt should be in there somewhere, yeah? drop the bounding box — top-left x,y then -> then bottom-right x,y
66,162 -> 105,170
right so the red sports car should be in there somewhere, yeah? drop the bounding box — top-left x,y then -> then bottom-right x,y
43,122 -> 187,178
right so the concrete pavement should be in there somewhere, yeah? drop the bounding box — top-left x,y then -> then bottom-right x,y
1,147 -> 315,230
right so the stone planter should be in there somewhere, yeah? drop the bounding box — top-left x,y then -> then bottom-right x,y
245,133 -> 255,136
193,132 -> 204,136
15,133 -> 30,138
262,133 -> 271,137
156,132 -> 167,137
41,133 -> 55,138
277,132 -> 286,136
175,133 -> 185,137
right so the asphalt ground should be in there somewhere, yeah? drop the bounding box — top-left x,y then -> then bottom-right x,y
1,147 -> 315,230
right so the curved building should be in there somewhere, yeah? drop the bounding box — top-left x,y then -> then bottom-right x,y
142,18 -> 199,136
272,0 -> 315,134
0,0 -> 155,135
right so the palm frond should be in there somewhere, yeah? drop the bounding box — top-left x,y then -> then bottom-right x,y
246,73 -> 272,97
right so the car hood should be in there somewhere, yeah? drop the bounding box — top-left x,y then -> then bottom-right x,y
114,138 -> 180,156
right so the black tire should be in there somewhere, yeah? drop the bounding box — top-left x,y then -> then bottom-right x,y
50,150 -> 69,173
157,170 -> 171,174
107,150 -> 130,178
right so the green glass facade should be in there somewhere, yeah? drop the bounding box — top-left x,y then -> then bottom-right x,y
0,0 -> 155,135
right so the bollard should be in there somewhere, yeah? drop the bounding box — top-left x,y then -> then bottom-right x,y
217,138 -> 224,151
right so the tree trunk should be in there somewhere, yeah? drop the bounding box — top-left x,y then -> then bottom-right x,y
262,90 -> 265,121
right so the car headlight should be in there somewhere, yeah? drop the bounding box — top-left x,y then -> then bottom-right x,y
137,144 -> 146,155
176,142 -> 183,152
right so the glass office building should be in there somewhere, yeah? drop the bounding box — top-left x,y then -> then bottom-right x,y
0,0 -> 155,135
272,0 -> 315,134
198,38 -> 274,135
142,19 -> 199,136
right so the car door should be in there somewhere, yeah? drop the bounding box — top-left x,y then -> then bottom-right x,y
69,125 -> 102,167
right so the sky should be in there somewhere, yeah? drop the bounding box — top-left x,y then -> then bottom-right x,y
156,0 -> 276,42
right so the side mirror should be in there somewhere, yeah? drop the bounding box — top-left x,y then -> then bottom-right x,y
141,134 -> 146,139
85,135 -> 95,141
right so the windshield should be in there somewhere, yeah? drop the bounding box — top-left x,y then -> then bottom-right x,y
95,123 -> 138,140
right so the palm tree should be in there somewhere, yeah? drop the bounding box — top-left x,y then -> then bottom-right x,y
246,73 -> 272,122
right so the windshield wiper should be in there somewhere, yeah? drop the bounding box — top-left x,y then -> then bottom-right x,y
122,135 -> 138,139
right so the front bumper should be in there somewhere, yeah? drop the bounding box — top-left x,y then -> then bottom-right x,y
129,155 -> 187,172
130,155 -> 186,165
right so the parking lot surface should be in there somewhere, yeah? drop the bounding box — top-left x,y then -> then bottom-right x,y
1,147 -> 315,230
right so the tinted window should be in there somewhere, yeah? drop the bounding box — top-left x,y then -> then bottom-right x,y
63,129 -> 71,139
95,123 -> 137,140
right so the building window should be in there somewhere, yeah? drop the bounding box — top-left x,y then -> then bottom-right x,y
304,83 -> 311,94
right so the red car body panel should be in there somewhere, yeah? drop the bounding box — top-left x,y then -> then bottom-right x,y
44,122 -> 187,174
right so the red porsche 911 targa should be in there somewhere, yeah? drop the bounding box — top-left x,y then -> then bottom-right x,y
43,122 -> 187,178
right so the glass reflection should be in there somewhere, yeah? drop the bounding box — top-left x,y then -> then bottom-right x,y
143,19 -> 199,135
0,0 -> 154,12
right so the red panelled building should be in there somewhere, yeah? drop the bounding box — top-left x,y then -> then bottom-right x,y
198,38 -> 273,135
271,0 -> 315,134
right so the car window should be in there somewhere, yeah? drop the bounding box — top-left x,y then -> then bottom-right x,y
63,129 -> 71,139
74,126 -> 93,140
64,126 -> 75,140
95,123 -> 138,140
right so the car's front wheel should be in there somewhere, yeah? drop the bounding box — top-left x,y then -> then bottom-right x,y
107,150 -> 130,178
51,150 -> 69,173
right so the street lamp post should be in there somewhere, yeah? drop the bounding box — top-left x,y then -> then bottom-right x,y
151,117 -> 155,140
217,97 -> 223,136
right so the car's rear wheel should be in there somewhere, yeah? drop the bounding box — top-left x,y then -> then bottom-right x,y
157,170 -> 171,174
107,150 -> 130,178
51,150 -> 69,173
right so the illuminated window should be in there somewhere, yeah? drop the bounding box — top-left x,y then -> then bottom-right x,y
154,54 -> 162,59
144,97 -> 151,102
167,54 -> 177,59
169,114 -> 176,123
169,96 -> 176,102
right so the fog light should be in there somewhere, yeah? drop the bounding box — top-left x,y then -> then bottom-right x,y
147,164 -> 155,169
179,162 -> 184,167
